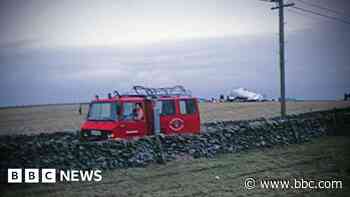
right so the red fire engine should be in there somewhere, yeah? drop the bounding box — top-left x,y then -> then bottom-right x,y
80,86 -> 201,140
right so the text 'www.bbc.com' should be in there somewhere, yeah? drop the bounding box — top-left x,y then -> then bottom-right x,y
244,177 -> 343,190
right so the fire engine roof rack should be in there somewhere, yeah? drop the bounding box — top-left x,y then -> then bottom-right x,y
132,85 -> 192,97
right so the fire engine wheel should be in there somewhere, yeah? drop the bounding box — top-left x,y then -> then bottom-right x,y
169,118 -> 184,131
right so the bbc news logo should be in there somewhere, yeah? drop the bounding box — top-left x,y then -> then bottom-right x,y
8,169 -> 102,183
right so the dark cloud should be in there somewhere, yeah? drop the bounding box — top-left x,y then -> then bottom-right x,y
1,22 -> 349,107
0,38 -> 39,49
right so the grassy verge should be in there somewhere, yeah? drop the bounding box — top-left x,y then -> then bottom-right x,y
2,135 -> 350,197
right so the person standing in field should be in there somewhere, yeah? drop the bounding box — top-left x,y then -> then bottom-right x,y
78,104 -> 82,115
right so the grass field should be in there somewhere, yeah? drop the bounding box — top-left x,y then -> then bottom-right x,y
3,136 -> 350,197
0,101 -> 349,135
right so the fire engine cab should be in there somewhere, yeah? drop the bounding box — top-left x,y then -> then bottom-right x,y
80,86 -> 200,140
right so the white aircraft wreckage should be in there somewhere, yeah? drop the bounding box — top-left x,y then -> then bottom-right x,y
227,88 -> 266,102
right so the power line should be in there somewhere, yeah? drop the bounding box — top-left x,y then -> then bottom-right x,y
287,8 -> 343,23
287,8 -> 321,20
294,0 -> 350,19
291,6 -> 350,25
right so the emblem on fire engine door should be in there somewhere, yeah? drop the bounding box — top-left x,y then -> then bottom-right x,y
169,118 -> 184,131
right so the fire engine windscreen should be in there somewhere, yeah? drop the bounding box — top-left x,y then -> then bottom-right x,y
87,102 -> 118,121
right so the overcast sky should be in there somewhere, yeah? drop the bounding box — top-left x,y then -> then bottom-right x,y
0,0 -> 349,106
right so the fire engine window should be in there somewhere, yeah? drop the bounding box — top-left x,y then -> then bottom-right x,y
180,99 -> 197,115
122,102 -> 144,121
160,100 -> 175,115
122,103 -> 136,120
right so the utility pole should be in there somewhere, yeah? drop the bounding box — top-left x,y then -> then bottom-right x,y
265,0 -> 294,118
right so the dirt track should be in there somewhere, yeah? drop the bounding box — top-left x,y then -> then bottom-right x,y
0,101 -> 349,135
3,136 -> 349,197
